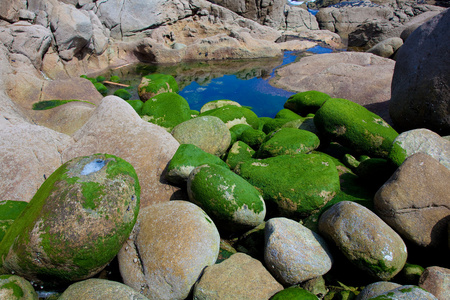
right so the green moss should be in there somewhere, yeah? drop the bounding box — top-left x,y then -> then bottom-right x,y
357,257 -> 397,278
80,75 -> 96,84
0,281 -> 24,298
399,287 -> 414,293
138,73 -> 179,99
110,75 -> 121,83
388,141 -> 408,167
113,89 -> 132,100
126,99 -> 144,115
275,108 -> 303,120
284,90 -> 331,116
32,99 -> 94,110
81,182 -> 103,210
200,105 -> 260,129
270,286 -> 319,299
94,82 -> 108,95
95,75 -> 105,82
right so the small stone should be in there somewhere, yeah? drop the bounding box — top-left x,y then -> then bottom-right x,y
419,266 -> 450,300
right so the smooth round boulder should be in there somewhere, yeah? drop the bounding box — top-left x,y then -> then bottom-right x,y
200,105 -> 260,129
118,201 -> 220,300
240,127 -> 266,150
284,90 -> 331,116
264,218 -> 333,285
0,154 -> 140,286
356,281 -> 402,300
369,285 -> 438,299
318,201 -> 407,281
137,73 -> 179,101
171,116 -> 231,157
187,164 -> 266,233
419,266 -> 450,300
200,99 -> 242,114
366,37 -> 403,58
0,274 -> 38,300
225,141 -> 256,170
58,278 -> 149,300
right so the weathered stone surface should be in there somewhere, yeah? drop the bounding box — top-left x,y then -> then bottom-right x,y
59,278 -> 149,300
400,10 -> 444,41
0,0 -> 26,22
200,105 -> 260,129
366,37 -> 403,58
200,100 -> 241,114
388,128 -> 450,169
137,74 -> 179,101
390,9 -> 450,135
271,52 -> 395,123
370,285 -> 438,299
0,274 -> 38,300
118,201 -> 220,300
356,281 -> 402,300
419,266 -> 450,300
264,218 -> 333,285
0,153 -> 140,286
193,252 -> 283,299
319,201 -> 407,281
171,116 -> 231,156
62,96 -> 180,208
225,141 -> 256,170
375,153 -> 450,248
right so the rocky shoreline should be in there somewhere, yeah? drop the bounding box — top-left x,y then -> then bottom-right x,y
0,0 -> 449,299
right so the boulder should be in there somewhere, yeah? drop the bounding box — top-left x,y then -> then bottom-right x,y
62,96 -> 180,208
314,97 -> 398,158
400,10 -> 445,41
59,278 -> 149,300
0,153 -> 140,286
356,281 -> 402,300
225,141 -> 256,170
419,266 -> 450,300
236,153 -> 340,217
390,9 -> 450,135
318,201 -> 408,281
239,127 -> 266,150
0,200 -> 28,243
200,100 -> 241,114
284,90 -> 331,116
264,218 -> 333,285
370,285 -> 438,299
374,153 -> 450,248
187,164 -> 266,233
0,275 -> 38,300
171,116 -> 231,157
137,74 -> 179,101
200,105 -> 260,129
193,253 -> 283,299
366,37 -> 403,58
271,52 -> 395,124
118,201 -> 220,300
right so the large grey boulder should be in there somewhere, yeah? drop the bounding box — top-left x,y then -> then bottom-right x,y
389,9 -> 450,135
0,0 -> 26,22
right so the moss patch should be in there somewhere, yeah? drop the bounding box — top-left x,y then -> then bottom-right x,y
32,99 -> 94,110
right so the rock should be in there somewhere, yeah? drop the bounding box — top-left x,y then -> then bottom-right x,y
366,37 -> 403,58
356,281 -> 402,300
87,10 -> 110,56
271,52 -> 395,124
62,96 -> 180,208
187,163 -> 266,233
271,286 -> 319,300
166,143 -> 230,185
0,200 -> 28,243
284,6 -> 320,31
318,201 -> 408,281
118,201 -> 220,300
141,92 -> 192,132
0,123 -> 73,203
256,127 -> 320,158
284,90 -> 331,116
200,105 -> 260,129
264,218 -> 333,285
193,252 -> 283,299
314,97 -> 398,158
375,153 -> 450,248
400,10 -> 444,41
236,153 -> 340,217
0,0 -> 26,22
419,266 -> 450,300
200,99 -> 242,114
275,109 -> 303,121
59,278 -> 149,300
171,116 -> 231,157
225,141 -> 256,170
388,128 -> 450,169
137,74 -> 179,101
390,9 -> 450,135
0,274 -> 38,300
239,127 -> 266,150
0,153 -> 140,286
369,285 -> 438,299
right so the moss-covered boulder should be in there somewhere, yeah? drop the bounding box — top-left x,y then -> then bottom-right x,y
0,201 -> 28,243
314,98 -> 398,158
230,124 -> 253,140
166,144 -> 229,185
200,105 -> 259,129
187,164 -> 266,233
240,127 -> 266,150
0,274 -> 38,300
200,99 -> 242,114
225,141 -> 256,170
236,154 -> 340,217
274,108 -> 303,120
137,74 -> 179,101
257,128 -> 320,158
113,88 -> 132,100
284,91 -> 331,116
171,116 -> 231,157
270,286 -> 319,300
126,99 -> 144,115
93,82 -> 107,96
261,118 -> 292,134
0,154 -> 140,286
141,92 -> 191,132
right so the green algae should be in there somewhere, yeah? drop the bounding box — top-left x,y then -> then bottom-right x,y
32,99 -> 94,110
270,286 -> 319,300
388,141 -> 409,167
113,88 -> 132,100
0,281 -> 24,298
284,90 -> 331,116
200,105 -> 260,129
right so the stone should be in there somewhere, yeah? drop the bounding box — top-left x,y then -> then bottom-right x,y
166,143 -> 230,185
0,154 -> 140,286
171,116 -> 231,157
366,37 -> 403,58
0,0 -> 26,22
284,6 -> 320,31
356,281 -> 402,300
239,127 -> 266,150
236,153 -> 340,217
58,278 -> 149,300
388,128 -> 450,169
200,99 -> 242,114
193,253 -> 283,299
375,153 -> 450,248
62,96 -> 180,208
118,201 -> 220,300
0,274 -> 38,300
187,163 -> 266,233
264,218 -> 333,285
0,123 -> 73,203
369,285 -> 438,299
390,9 -> 450,135
400,10 -> 444,41
271,52 -> 395,124
137,74 -> 179,101
284,90 -> 331,116
419,266 -> 450,300
225,141 -> 256,170
271,286 -> 319,300
318,201 -> 408,281
200,105 -> 260,129
0,200 -> 28,243
256,127 -> 320,158
314,98 -> 398,158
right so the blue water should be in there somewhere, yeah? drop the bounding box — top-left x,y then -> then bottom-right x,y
179,47 -> 333,118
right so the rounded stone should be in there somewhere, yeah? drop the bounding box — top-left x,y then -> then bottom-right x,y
171,116 -> 231,157
264,217 -> 333,285
0,274 -> 38,300
225,141 -> 256,170
137,73 -> 179,101
369,285 -> 438,299
118,201 -> 220,300
419,266 -> 450,300
318,201 -> 407,281
200,105 -> 260,129
284,90 -> 331,116
355,281 -> 401,300
200,99 -> 242,114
